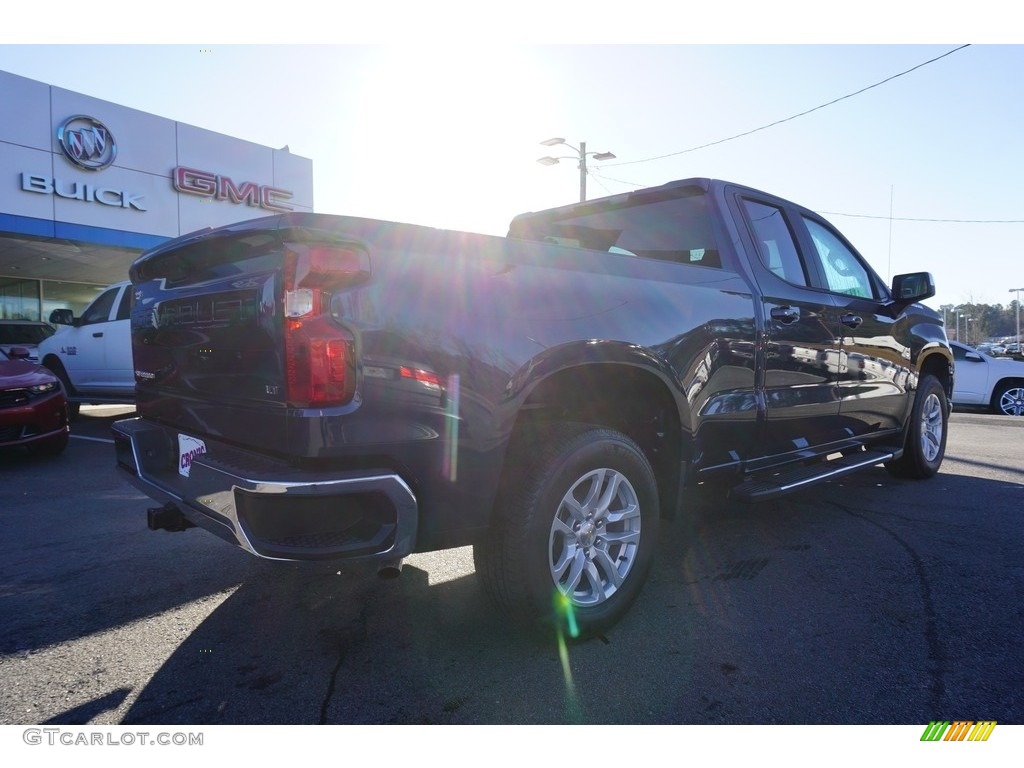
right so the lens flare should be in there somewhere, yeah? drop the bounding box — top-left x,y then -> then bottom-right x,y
553,590 -> 580,639
553,592 -> 586,720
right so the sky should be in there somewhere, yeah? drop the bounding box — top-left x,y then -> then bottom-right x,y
1,8 -> 1023,319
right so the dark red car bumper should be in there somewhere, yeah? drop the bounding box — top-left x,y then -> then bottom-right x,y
0,389 -> 69,448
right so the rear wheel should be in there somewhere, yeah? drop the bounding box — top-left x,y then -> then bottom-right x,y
992,381 -> 1024,416
885,374 -> 947,478
475,423 -> 659,639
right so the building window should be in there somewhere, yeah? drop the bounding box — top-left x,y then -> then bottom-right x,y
41,280 -> 106,320
0,277 -> 42,320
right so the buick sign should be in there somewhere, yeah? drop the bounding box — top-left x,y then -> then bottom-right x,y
57,115 -> 117,171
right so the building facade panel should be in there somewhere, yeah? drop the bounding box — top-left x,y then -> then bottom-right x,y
0,71 -> 51,150
49,165 -> 179,237
1,144 -> 57,220
50,86 -> 179,178
273,148 -> 314,210
176,122 -> 275,181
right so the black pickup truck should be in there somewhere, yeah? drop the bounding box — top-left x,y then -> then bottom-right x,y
113,178 -> 953,636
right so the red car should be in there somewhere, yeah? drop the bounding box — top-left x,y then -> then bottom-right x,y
0,346 -> 69,455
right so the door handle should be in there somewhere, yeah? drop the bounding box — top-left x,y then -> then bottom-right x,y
770,306 -> 800,324
840,314 -> 863,329
92,332 -> 104,338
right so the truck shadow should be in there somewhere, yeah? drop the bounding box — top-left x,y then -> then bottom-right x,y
120,559 -> 531,724
0,434 -> 264,656
29,465 -> 1024,725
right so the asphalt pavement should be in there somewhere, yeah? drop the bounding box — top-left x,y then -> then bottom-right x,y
1,407 -> 1022,726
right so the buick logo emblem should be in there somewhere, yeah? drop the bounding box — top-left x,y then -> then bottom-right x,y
57,115 -> 117,171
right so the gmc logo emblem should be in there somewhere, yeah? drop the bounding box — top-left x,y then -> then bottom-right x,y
173,166 -> 293,212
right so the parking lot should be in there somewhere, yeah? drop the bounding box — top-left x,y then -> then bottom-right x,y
1,406 -> 1022,725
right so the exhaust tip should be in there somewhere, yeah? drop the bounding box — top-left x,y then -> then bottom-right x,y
377,558 -> 404,580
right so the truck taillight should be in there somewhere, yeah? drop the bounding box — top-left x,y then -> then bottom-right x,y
286,317 -> 355,405
283,244 -> 367,407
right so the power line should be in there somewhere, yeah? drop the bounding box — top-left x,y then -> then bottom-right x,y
586,170 -> 615,199
820,211 -> 1024,224
589,171 -> 645,189
604,45 -> 972,169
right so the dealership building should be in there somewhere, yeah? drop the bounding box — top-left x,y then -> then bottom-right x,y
0,69 -> 313,320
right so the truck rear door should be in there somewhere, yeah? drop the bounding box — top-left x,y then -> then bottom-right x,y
732,194 -> 849,462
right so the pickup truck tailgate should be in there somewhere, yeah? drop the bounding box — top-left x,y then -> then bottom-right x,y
129,217 -> 367,456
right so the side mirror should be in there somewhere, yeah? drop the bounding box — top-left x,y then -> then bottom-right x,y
49,308 -> 74,325
8,346 -> 31,360
891,272 -> 935,303
964,352 -> 984,363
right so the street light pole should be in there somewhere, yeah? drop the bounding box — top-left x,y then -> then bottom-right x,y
1010,287 -> 1024,352
939,304 -> 954,336
578,141 -> 587,203
537,138 -> 617,202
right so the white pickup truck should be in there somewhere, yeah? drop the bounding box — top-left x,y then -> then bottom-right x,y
38,281 -> 134,417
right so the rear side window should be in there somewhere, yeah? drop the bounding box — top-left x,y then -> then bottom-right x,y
512,191 -> 722,268
742,199 -> 808,287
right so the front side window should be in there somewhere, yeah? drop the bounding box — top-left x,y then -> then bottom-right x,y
115,288 -> 133,321
802,218 -> 874,299
80,287 -> 119,325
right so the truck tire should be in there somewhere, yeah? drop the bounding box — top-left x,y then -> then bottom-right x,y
43,358 -> 80,419
474,423 -> 659,639
885,374 -> 947,479
992,381 -> 1024,416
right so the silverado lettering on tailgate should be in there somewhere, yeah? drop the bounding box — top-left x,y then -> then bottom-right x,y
154,290 -> 258,329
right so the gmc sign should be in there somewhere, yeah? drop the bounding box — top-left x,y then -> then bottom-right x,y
174,166 -> 293,212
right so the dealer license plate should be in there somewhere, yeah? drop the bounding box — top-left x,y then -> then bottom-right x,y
177,433 -> 207,478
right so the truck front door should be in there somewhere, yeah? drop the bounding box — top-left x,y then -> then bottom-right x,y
62,283 -> 132,395
795,214 -> 909,439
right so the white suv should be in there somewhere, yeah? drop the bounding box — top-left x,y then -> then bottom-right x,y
951,341 -> 1024,416
37,281 -> 133,417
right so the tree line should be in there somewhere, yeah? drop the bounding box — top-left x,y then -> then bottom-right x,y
937,301 -> 1023,346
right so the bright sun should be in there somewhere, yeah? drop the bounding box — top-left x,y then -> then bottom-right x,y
341,45 -> 566,236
